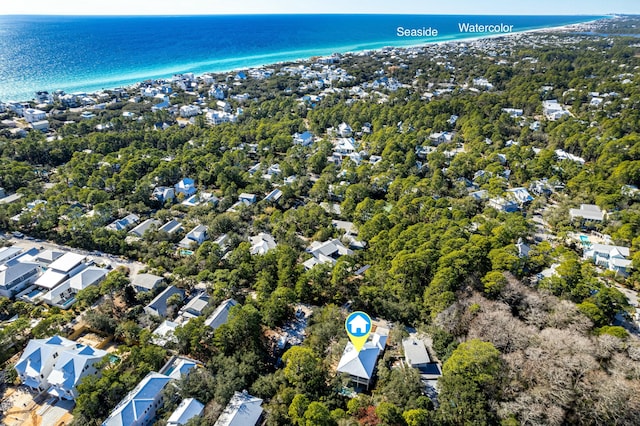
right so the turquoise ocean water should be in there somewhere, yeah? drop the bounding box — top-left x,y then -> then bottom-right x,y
0,14 -> 604,101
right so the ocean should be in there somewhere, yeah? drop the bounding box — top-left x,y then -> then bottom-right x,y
0,14 -> 604,101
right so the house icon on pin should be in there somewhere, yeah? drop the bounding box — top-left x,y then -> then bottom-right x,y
348,314 -> 370,336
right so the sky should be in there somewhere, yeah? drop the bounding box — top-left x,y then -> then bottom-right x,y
1,0 -> 639,16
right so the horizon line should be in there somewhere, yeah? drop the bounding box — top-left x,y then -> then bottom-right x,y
0,12 -> 622,17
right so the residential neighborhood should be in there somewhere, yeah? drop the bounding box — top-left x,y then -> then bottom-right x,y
0,15 -> 640,426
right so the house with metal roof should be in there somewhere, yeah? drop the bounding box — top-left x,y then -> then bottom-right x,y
15,336 -> 107,399
178,225 -> 208,249
174,178 -> 197,197
167,398 -> 204,426
402,338 -> 430,368
132,273 -> 164,293
144,285 -> 184,318
214,391 -> 263,426
129,219 -> 161,238
0,246 -> 23,265
102,372 -> 173,426
303,239 -> 353,270
32,252 -> 88,293
178,292 -> 210,321
41,266 -> 108,309
204,299 -> 238,330
152,320 -> 179,346
0,261 -> 40,298
249,233 -> 277,255
46,343 -> 108,400
106,213 -> 140,232
584,244 -> 632,275
15,336 -> 75,393
152,186 -> 175,204
336,331 -> 388,390
158,219 -> 183,235
570,204 -> 605,224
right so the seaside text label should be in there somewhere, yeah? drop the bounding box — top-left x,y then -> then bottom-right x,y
458,23 -> 514,33
397,26 -> 439,37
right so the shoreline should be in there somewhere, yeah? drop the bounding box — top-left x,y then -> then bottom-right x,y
2,17 -> 608,105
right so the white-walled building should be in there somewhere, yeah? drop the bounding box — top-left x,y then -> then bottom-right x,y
23,108 -> 47,123
15,336 -> 107,399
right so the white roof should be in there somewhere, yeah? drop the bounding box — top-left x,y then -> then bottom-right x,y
337,333 -> 387,380
15,336 -> 75,379
214,391 -> 263,426
402,338 -> 430,366
132,273 -> 164,291
181,293 -> 210,315
69,267 -> 108,291
35,269 -> 70,290
307,239 -> 353,259
204,299 -> 238,329
0,262 -> 39,287
46,343 -> 108,396
570,204 -> 604,221
168,398 -> 204,426
48,252 -> 86,273
249,233 -> 277,255
590,244 -> 630,258
0,247 -> 22,265
152,320 -> 179,346
129,218 -> 161,237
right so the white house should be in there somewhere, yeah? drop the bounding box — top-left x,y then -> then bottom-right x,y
174,178 -> 197,197
15,336 -> 73,393
429,131 -> 454,146
338,122 -> 353,137
158,220 -> 183,235
334,138 -> 357,155
507,187 -> 534,205
402,338 -> 430,368
129,219 -> 161,238
178,292 -> 210,321
488,197 -> 520,213
303,239 -> 353,270
46,343 -> 109,400
31,120 -> 50,132
249,233 -> 277,255
0,261 -> 40,298
168,398 -> 205,426
584,244 -> 632,275
152,320 -> 179,346
293,131 -> 314,147
179,105 -> 201,118
239,193 -> 257,205
106,213 -> 140,232
152,187 -> 175,204
214,391 -> 263,426
178,225 -> 208,249
23,108 -> 47,123
570,204 -> 605,223
542,100 -> 570,121
40,266 -> 108,309
264,189 -> 283,203
33,252 -> 88,292
204,298 -> 238,330
15,336 -> 107,399
181,192 -> 218,208
337,331 -> 388,389
132,273 -> 164,293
